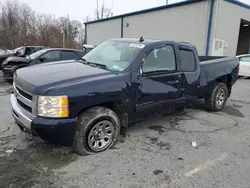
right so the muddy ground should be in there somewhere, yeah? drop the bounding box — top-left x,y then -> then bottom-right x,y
0,73 -> 250,188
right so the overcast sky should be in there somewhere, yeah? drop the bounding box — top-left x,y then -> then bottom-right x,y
17,0 -> 250,22
17,0 -> 184,21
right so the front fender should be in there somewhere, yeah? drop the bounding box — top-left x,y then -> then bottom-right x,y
71,88 -> 129,118
45,74 -> 131,118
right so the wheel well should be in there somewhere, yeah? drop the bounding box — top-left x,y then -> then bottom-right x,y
215,74 -> 232,96
100,102 -> 123,116
78,101 -> 127,127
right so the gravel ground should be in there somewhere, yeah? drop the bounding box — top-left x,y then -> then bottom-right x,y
0,73 -> 250,188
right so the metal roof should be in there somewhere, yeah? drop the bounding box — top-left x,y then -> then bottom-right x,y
85,0 -> 250,25
84,0 -> 203,25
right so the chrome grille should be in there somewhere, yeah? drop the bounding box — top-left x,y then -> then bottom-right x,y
16,86 -> 32,100
13,82 -> 35,116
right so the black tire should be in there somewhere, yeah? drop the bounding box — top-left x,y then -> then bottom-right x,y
205,82 -> 228,111
73,106 -> 120,156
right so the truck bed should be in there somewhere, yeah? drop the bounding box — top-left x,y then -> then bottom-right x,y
199,56 -> 239,86
199,56 -> 227,62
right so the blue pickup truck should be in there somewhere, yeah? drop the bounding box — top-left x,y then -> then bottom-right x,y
10,38 -> 239,155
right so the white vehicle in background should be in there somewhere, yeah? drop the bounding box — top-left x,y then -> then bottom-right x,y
82,44 -> 95,54
236,54 -> 250,77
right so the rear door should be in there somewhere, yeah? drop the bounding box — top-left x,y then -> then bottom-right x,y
135,44 -> 183,119
178,46 -> 200,99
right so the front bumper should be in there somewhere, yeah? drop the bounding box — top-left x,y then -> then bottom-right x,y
11,94 -> 77,145
11,93 -> 32,129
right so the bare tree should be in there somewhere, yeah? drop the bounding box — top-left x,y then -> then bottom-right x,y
94,0 -> 113,20
36,14 -> 54,46
71,20 -> 84,47
19,3 -> 36,45
0,0 -> 20,48
0,0 -> 83,49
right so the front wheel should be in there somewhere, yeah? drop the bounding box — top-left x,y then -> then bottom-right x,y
205,82 -> 228,111
73,106 -> 120,155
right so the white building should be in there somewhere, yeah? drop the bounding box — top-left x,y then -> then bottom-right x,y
84,0 -> 250,56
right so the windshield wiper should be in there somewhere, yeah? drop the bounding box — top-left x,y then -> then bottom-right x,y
80,58 -> 108,70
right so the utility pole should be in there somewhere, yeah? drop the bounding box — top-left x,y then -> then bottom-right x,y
63,31 -> 65,48
166,0 -> 168,5
60,24 -> 66,48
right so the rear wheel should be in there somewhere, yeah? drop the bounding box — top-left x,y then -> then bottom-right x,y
73,106 -> 120,155
205,82 -> 228,111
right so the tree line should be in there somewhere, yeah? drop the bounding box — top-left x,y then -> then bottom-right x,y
0,0 -> 85,50
0,0 -> 113,50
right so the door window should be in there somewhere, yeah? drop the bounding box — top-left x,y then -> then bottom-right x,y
143,45 -> 176,73
25,47 -> 34,55
60,51 -> 78,60
179,49 -> 196,71
39,51 -> 60,62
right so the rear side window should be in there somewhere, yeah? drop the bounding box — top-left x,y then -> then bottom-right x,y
40,51 -> 60,62
180,49 -> 196,71
60,51 -> 78,60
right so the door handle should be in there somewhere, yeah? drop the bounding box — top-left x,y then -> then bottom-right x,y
166,80 -> 180,84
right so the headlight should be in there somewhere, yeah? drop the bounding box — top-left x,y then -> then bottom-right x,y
38,96 -> 69,118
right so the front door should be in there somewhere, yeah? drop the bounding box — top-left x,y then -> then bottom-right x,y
135,44 -> 183,120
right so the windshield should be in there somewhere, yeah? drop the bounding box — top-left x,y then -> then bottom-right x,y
13,47 -> 23,53
27,49 -> 48,59
82,40 -> 145,72
12,46 -> 25,55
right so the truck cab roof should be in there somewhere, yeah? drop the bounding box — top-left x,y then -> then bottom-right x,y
110,38 -> 197,50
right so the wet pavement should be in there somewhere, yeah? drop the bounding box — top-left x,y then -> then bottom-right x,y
0,72 -> 250,188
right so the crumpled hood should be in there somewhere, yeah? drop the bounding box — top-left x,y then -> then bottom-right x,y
14,60 -> 118,95
3,56 -> 31,65
0,53 -> 14,59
